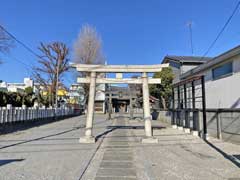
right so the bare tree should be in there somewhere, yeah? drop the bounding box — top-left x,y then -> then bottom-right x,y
73,24 -> 105,103
0,25 -> 14,63
34,42 -> 69,106
73,24 -> 105,64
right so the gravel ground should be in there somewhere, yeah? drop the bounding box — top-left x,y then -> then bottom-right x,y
130,119 -> 240,180
0,114 -> 111,180
1,114 -> 240,180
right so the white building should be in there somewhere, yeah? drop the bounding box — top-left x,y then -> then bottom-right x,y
0,78 -> 35,93
73,83 -> 106,113
95,83 -> 106,113
181,45 -> 240,109
68,84 -> 85,105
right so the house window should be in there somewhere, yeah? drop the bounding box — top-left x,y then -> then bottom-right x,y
212,62 -> 233,80
169,61 -> 180,69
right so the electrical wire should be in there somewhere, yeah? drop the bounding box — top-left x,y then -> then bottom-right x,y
0,24 -> 41,59
201,1 -> 240,59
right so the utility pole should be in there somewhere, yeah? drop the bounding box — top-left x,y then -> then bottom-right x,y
187,21 -> 194,55
55,58 -> 60,117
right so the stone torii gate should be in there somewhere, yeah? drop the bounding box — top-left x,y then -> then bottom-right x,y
72,63 -> 169,143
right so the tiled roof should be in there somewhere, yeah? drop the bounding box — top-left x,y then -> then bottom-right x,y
163,55 -> 212,63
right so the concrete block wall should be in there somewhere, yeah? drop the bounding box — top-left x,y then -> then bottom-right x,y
156,110 -> 172,123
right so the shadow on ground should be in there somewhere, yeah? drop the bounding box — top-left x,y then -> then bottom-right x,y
107,125 -> 166,130
0,125 -> 84,150
0,115 -> 80,135
0,159 -> 24,167
204,139 -> 240,168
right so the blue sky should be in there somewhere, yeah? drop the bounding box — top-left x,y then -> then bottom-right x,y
0,0 -> 240,86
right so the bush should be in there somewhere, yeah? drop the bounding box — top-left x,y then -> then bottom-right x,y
0,90 -> 35,107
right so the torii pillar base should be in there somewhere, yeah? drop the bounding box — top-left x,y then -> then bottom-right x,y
79,136 -> 96,144
141,137 -> 158,144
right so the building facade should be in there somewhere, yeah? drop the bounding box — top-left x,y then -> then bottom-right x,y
162,55 -> 211,83
0,78 -> 35,93
181,45 -> 240,109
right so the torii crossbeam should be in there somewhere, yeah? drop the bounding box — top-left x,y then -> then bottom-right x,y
72,63 -> 169,143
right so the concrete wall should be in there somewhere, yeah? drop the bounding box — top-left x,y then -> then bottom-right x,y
171,66 -> 181,84
157,110 -> 172,124
198,110 -> 240,144
181,65 -> 198,74
170,62 -> 201,84
203,54 -> 240,108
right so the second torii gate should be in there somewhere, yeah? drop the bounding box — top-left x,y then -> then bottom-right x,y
72,63 -> 169,143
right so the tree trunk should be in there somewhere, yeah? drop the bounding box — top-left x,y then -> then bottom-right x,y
161,96 -> 167,110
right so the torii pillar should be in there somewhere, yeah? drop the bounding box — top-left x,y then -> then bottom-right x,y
141,72 -> 158,143
79,72 -> 96,143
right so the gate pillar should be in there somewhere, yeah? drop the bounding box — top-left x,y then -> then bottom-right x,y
141,72 -> 158,143
79,72 -> 96,143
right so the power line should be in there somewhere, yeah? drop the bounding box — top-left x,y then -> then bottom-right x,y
2,52 -> 33,75
0,24 -> 41,59
0,24 -> 75,86
201,1 -> 240,58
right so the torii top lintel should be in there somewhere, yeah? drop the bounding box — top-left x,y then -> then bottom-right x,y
72,63 -> 169,73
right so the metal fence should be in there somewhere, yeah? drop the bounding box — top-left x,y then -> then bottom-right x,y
157,108 -> 240,144
0,104 -> 80,124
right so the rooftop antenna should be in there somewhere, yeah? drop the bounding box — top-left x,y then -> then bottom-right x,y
186,21 -> 194,55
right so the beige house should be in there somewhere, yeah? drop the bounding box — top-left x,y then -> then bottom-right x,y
181,45 -> 240,109
162,55 -> 211,83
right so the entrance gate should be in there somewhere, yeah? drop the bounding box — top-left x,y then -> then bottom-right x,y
105,88 -> 139,119
72,63 -> 169,143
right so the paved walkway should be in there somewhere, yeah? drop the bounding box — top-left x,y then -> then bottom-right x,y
95,117 -> 137,180
0,114 -> 240,180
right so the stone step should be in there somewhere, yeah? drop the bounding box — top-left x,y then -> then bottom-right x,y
104,152 -> 133,157
94,118 -> 137,180
96,168 -> 136,178
102,155 -> 133,161
95,177 -> 137,180
100,161 -> 134,169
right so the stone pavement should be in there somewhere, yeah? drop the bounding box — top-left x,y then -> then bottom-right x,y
0,114 -> 240,180
94,117 -> 137,180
